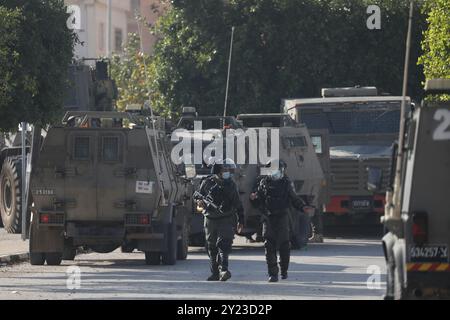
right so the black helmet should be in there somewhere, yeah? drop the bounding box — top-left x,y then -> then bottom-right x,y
265,159 -> 287,170
210,158 -> 237,174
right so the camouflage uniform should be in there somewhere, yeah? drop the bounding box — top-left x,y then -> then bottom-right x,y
252,175 -> 307,278
194,175 -> 244,278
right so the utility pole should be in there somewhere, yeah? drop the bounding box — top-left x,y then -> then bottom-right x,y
106,0 -> 112,57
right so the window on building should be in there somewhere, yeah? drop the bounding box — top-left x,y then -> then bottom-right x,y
99,23 -> 105,51
114,28 -> 123,52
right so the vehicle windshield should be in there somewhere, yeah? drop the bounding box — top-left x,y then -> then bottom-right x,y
239,115 -> 296,128
177,117 -> 243,130
299,103 -> 401,134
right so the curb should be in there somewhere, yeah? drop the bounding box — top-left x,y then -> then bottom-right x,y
0,252 -> 29,265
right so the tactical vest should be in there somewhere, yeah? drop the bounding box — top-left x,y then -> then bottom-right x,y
259,177 -> 291,214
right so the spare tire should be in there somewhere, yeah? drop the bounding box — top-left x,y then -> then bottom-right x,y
0,157 -> 22,233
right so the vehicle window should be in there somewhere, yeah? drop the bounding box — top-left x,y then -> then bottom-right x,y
311,136 -> 323,154
102,137 -> 119,162
284,136 -> 307,148
73,137 -> 90,160
300,103 -> 401,134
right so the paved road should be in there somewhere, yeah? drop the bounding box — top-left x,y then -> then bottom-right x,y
0,229 -> 28,257
0,237 -> 385,300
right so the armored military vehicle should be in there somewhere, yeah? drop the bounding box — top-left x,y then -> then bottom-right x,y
377,79 -> 450,299
29,110 -> 191,266
171,107 -> 244,246
236,113 -> 325,247
0,59 -> 117,234
283,87 -> 412,231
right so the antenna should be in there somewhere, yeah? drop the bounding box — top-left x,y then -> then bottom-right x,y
223,26 -> 235,117
387,0 -> 414,221
136,13 -> 167,204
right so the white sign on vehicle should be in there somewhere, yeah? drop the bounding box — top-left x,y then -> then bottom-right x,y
136,181 -> 154,194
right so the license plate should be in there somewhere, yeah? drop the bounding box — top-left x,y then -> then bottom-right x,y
410,245 -> 448,263
352,199 -> 371,209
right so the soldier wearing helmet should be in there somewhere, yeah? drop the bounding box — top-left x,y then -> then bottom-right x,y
194,158 -> 244,281
250,159 -> 315,282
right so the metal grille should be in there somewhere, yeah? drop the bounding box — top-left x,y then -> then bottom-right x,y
330,158 -> 390,194
102,137 -> 119,161
40,213 -> 65,225
74,137 -> 90,160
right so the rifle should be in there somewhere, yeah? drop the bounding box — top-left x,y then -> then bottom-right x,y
193,190 -> 224,215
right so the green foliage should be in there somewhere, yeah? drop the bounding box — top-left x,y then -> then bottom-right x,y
150,0 -> 426,116
111,33 -> 156,112
0,0 -> 75,131
418,0 -> 450,100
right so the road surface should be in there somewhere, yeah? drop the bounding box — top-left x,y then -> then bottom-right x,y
0,237 -> 386,300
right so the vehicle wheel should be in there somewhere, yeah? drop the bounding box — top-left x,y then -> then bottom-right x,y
62,246 -> 77,261
0,157 -> 22,234
29,216 -> 45,265
45,253 -> 63,266
145,252 -> 161,265
121,244 -> 134,253
177,218 -> 189,260
162,222 -> 177,265
29,252 -> 45,265
189,233 -> 206,247
90,245 -> 119,254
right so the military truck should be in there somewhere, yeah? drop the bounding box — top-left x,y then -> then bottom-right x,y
378,79 -> 450,299
29,110 -> 191,265
236,113 -> 325,246
283,87 -> 412,231
0,59 -> 117,234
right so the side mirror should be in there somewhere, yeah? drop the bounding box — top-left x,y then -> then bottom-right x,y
367,167 -> 382,192
185,164 -> 197,179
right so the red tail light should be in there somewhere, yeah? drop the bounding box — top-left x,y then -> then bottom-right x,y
139,215 -> 150,225
412,212 -> 428,245
40,214 -> 50,224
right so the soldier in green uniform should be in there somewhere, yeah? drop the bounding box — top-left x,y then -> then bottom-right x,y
250,159 -> 315,282
194,159 -> 244,281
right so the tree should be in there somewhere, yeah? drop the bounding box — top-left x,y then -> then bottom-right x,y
151,0 -> 426,117
111,33 -> 156,112
418,0 -> 450,99
0,0 -> 75,131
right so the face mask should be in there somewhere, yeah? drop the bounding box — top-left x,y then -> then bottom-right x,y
271,170 -> 282,180
222,172 -> 232,179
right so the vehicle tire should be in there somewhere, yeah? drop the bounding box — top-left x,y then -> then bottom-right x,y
45,252 -> 63,266
62,246 -> 77,261
145,252 -> 161,265
177,218 -> 189,260
90,245 -> 119,254
0,157 -> 22,234
121,245 -> 134,253
29,216 -> 45,265
189,233 -> 206,247
162,222 -> 177,265
29,252 -> 45,265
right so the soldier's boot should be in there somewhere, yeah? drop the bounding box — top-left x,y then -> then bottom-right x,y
265,240 -> 279,282
219,253 -> 231,282
218,239 -> 232,282
279,240 -> 290,280
207,247 -> 220,281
